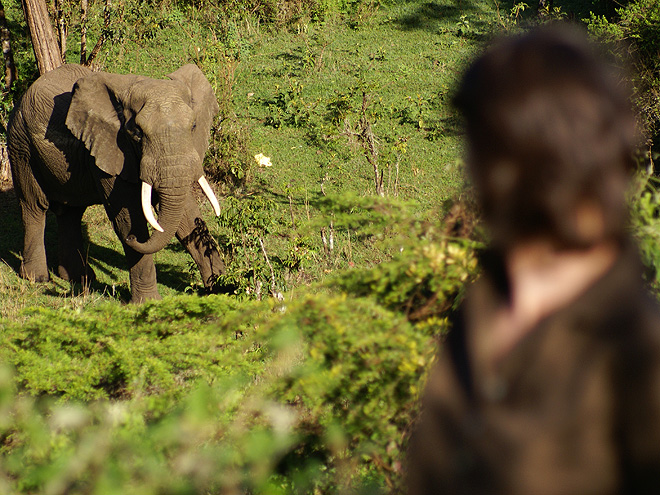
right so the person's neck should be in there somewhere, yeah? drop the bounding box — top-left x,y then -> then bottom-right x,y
490,240 -> 620,360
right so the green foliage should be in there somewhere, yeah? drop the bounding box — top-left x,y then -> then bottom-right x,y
0,189 -> 482,492
0,286 -> 444,493
205,115 -> 253,187
266,295 -> 435,492
2,0 -> 487,305
260,75 -> 447,197
629,168 -> 660,291
331,238 -> 479,322
265,80 -> 320,129
212,192 -> 423,298
0,296 -> 264,403
214,195 -> 287,297
0,0 -> 500,492
586,0 -> 660,143
0,366 -> 294,495
194,46 -> 254,188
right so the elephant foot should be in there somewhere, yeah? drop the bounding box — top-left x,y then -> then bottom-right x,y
196,255 -> 225,290
19,261 -> 50,283
58,263 -> 97,286
130,289 -> 162,304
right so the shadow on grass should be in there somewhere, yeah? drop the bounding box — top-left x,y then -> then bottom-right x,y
394,0 -> 611,33
87,240 -> 208,300
393,0 -> 493,33
1,182 -> 199,302
0,184 -> 24,273
396,1 -> 464,30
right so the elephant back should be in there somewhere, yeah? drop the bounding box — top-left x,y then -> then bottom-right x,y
17,65 -> 93,139
8,64 -> 99,204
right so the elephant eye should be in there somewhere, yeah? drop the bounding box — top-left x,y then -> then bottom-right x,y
191,121 -> 197,133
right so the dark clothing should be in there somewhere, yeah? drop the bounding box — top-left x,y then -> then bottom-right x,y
408,246 -> 660,495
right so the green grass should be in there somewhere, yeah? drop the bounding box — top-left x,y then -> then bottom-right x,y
228,1 -> 495,203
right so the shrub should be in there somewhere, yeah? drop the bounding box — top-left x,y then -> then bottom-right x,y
629,170 -> 660,292
0,290 -> 441,493
586,0 -> 660,145
330,237 -> 479,323
0,296 -> 265,404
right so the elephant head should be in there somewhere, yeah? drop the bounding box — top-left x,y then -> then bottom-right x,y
65,64 -> 221,254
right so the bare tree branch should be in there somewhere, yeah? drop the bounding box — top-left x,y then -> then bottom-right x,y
83,0 -> 111,67
54,0 -> 66,60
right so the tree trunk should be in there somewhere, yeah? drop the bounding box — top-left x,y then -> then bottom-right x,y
80,0 -> 87,64
21,0 -> 62,74
0,142 -> 10,183
0,0 -> 16,89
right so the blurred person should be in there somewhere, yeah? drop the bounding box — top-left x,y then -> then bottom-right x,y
407,26 -> 660,495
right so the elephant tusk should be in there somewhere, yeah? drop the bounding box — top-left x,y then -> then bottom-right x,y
198,176 -> 221,216
141,182 -> 165,232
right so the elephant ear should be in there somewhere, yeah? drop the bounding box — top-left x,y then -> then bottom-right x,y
65,73 -> 141,181
167,64 -> 220,163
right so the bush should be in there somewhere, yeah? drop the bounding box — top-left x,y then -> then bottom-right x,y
629,170 -> 660,292
0,290 -> 441,493
330,238 -> 478,322
0,296 -> 265,403
0,202 -> 484,492
586,0 -> 660,145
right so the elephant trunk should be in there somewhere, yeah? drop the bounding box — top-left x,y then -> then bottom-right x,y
125,183 -> 187,255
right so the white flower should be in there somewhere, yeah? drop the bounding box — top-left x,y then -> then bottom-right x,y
254,153 -> 272,167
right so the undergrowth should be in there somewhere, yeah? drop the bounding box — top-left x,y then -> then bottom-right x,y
0,257 -> 477,492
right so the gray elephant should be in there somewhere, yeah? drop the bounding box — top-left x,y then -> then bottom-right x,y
7,63 -> 225,302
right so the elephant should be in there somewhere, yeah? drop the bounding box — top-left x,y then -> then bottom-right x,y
7,63 -> 226,303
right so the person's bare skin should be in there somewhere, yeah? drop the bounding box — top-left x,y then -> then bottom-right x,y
477,239 -> 620,370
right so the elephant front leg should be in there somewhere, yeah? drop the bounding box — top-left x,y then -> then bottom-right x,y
18,200 -> 50,282
123,247 -> 160,303
104,181 -> 161,303
119,222 -> 161,303
176,194 -> 225,289
54,203 -> 96,285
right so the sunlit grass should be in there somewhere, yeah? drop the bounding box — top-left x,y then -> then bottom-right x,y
0,0 -> 496,311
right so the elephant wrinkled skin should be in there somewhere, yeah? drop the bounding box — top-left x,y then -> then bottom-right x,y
8,63 -> 225,302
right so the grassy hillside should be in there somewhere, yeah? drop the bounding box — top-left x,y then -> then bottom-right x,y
0,0 -> 500,314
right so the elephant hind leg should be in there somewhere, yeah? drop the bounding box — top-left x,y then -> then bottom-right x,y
18,200 -> 50,283
54,204 -> 96,285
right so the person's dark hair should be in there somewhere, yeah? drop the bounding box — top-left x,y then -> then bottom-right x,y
454,26 -> 638,250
